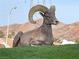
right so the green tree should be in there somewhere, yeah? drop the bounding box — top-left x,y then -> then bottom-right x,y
8,32 -> 15,38
0,31 -> 4,38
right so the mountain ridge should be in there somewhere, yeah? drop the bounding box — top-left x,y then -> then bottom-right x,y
0,19 -> 79,41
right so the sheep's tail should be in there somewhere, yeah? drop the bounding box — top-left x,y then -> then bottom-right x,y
13,31 -> 23,47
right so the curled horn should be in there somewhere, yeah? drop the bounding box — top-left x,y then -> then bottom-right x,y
28,5 -> 49,24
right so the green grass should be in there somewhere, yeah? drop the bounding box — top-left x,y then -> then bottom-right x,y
0,44 -> 79,59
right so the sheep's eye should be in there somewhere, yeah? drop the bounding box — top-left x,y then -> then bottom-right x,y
47,16 -> 50,18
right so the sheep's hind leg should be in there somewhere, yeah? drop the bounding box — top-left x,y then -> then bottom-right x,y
13,31 -> 23,47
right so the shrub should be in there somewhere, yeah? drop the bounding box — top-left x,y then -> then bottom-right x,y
0,31 -> 4,38
8,32 -> 15,38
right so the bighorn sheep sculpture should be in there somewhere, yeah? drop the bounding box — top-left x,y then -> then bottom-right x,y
13,5 -> 59,47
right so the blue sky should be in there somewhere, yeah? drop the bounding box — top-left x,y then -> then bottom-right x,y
0,0 -> 79,26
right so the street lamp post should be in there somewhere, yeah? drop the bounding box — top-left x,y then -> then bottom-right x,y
6,7 -> 17,44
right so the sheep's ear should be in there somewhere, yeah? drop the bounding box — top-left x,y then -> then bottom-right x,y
50,5 -> 56,13
39,12 -> 45,17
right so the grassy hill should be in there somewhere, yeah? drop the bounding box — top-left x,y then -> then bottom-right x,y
0,44 -> 79,59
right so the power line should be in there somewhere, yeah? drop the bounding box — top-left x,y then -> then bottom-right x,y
43,0 -> 45,5
50,0 -> 54,5
37,0 -> 40,4
30,0 -> 33,8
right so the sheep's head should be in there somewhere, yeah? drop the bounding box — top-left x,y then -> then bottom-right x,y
28,5 -> 59,25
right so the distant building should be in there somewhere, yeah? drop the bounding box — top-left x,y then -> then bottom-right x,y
61,39 -> 76,45
53,38 -> 76,45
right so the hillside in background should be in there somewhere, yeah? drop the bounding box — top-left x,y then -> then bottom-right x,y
0,19 -> 79,42
53,21 -> 79,41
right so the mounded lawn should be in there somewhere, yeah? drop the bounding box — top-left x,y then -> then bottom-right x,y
0,44 -> 79,59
